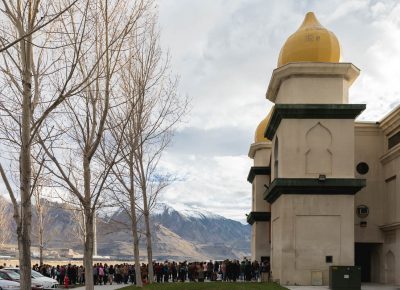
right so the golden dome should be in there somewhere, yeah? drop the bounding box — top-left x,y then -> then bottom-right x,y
255,109 -> 273,143
277,12 -> 340,67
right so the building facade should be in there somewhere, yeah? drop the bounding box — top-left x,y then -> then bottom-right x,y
247,12 -> 400,286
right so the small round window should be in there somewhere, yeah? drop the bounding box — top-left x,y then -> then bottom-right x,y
356,162 -> 369,175
356,205 -> 369,218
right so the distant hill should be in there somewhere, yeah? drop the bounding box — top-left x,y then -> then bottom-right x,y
1,198 -> 251,261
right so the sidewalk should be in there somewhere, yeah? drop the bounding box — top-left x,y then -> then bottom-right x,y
73,284 -> 127,290
287,283 -> 399,290
71,282 -> 400,290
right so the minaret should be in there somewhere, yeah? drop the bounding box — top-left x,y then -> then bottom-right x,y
263,12 -> 366,286
247,110 -> 273,262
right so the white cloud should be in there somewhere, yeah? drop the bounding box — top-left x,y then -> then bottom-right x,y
159,153 -> 252,222
156,0 -> 400,222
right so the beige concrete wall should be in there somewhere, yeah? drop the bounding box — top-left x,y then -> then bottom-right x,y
276,77 -> 349,104
266,63 -> 359,104
271,194 -> 355,286
377,109 -> 400,285
252,145 -> 271,212
254,147 -> 271,167
265,62 -> 364,286
272,119 -> 355,180
379,229 -> 400,285
250,145 -> 272,262
253,175 -> 270,212
354,123 -> 385,243
396,229 -> 400,286
251,221 -> 271,262
379,147 -> 400,285
381,149 -> 400,224
271,213 -> 282,283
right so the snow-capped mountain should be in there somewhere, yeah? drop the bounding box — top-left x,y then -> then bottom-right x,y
101,203 -> 251,260
151,203 -> 250,254
1,198 -> 251,261
152,203 -> 224,220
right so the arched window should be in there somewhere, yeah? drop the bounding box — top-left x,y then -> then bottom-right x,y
274,137 -> 279,179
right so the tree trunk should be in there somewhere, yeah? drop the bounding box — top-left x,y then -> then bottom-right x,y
129,158 -> 142,287
39,205 -> 44,266
93,214 -> 97,257
142,189 -> 153,283
130,203 -> 142,287
19,25 -> 33,290
39,233 -> 43,266
84,210 -> 94,290
83,155 -> 94,290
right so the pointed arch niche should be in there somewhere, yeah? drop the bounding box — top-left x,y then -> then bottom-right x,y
274,137 -> 279,178
305,122 -> 332,175
385,250 -> 395,284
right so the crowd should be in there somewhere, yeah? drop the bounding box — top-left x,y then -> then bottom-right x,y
31,258 -> 271,285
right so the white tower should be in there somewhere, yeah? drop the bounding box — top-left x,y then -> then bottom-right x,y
256,12 -> 366,286
247,111 -> 273,262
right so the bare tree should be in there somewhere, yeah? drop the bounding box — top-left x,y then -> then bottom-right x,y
103,8 -> 187,285
0,0 -> 77,53
105,56 -> 144,287
38,1 -> 150,289
32,196 -> 52,266
31,160 -> 52,266
0,195 -> 12,247
64,198 -> 87,246
0,1 -> 95,289
126,14 -> 187,283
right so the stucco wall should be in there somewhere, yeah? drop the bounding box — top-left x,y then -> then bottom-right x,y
276,77 -> 349,104
251,221 -> 271,262
272,119 -> 355,180
354,123 -> 385,243
271,194 -> 355,286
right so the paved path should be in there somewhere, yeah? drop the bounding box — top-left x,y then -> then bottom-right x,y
72,282 -> 400,290
73,284 -> 126,290
287,283 -> 399,290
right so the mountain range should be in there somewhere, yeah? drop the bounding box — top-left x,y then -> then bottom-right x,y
0,198 -> 251,261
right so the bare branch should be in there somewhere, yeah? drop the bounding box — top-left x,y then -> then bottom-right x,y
0,0 -> 78,53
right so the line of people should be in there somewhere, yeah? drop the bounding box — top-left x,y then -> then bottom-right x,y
32,258 -> 271,286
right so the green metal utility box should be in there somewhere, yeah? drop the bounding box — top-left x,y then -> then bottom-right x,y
329,266 -> 361,290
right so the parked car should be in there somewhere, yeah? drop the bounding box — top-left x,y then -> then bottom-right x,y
0,277 -> 20,290
0,270 -> 43,290
4,269 -> 58,289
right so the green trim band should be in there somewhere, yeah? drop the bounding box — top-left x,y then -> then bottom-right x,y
265,104 -> 366,140
264,178 -> 366,204
247,166 -> 271,183
247,211 -> 271,225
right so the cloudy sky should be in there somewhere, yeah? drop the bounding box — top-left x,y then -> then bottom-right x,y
155,0 -> 400,222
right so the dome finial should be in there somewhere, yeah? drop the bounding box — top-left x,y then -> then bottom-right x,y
302,12 -> 322,27
254,108 -> 273,143
277,12 -> 340,67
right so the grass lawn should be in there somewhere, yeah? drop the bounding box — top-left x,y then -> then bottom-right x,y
119,282 -> 289,290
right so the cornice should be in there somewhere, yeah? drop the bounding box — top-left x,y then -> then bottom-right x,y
247,166 -> 271,183
247,211 -> 271,225
264,178 -> 366,204
265,104 -> 366,140
266,62 -> 360,103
